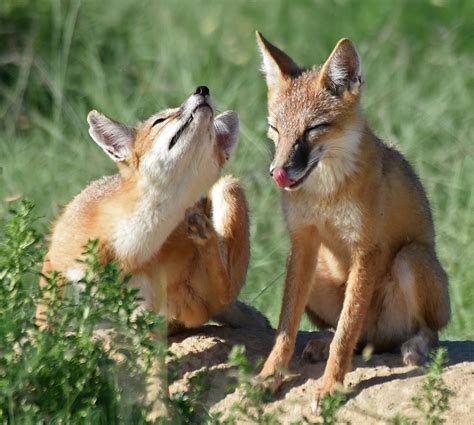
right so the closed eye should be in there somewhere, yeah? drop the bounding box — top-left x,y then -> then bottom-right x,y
151,117 -> 167,127
268,124 -> 279,134
304,122 -> 330,135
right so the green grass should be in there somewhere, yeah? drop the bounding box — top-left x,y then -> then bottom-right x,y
1,0 -> 473,339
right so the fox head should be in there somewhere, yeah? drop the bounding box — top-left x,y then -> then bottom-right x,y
87,86 -> 239,192
256,32 -> 364,195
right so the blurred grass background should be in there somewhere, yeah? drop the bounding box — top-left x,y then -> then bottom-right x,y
1,0 -> 472,339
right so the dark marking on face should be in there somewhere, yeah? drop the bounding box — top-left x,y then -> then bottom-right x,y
284,138 -> 311,175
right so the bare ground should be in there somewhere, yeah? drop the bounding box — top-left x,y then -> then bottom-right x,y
168,325 -> 474,424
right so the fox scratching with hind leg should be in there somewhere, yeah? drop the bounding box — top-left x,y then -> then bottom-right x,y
38,85 -> 269,333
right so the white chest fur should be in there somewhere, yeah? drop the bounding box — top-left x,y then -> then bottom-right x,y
111,189 -> 182,267
111,166 -> 217,267
285,195 -> 362,245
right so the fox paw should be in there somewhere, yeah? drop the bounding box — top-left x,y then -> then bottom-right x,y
186,205 -> 212,244
257,369 -> 284,394
302,337 -> 332,363
401,334 -> 430,366
312,379 -> 346,415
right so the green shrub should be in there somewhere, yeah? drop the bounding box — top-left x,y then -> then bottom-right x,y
0,200 -> 166,423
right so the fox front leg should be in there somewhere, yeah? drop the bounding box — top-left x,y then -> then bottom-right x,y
259,226 -> 320,391
314,246 -> 381,409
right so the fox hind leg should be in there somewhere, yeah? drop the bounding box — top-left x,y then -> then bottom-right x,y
377,242 -> 450,364
206,176 -> 258,325
209,175 -> 250,302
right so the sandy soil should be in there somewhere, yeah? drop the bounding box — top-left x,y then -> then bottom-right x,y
168,325 -> 474,424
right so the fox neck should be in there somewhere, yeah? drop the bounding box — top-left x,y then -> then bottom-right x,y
111,164 -> 218,270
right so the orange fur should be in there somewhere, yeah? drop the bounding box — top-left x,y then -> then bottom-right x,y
256,33 -> 450,403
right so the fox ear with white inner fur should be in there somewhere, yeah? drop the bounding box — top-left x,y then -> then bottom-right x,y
320,38 -> 363,96
214,111 -> 239,161
87,110 -> 134,162
256,31 -> 301,93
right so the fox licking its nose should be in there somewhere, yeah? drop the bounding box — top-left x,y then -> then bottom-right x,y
256,31 -> 450,410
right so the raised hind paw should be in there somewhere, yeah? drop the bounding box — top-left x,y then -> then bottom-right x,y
302,337 -> 332,363
185,202 -> 213,244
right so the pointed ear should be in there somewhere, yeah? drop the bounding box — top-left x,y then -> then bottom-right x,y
87,110 -> 134,162
214,111 -> 239,161
256,31 -> 300,92
320,38 -> 363,96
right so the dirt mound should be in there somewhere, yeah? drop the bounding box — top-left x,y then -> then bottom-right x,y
169,325 -> 474,423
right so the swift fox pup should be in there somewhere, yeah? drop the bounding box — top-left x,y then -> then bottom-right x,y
38,86 -> 267,331
256,32 -> 450,406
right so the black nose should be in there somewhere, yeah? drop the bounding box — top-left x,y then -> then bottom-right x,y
194,85 -> 209,96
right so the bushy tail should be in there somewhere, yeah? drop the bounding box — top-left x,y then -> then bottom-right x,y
212,300 -> 271,330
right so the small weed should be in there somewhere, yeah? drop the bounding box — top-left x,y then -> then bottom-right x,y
166,361 -> 221,424
227,345 -> 278,424
319,392 -> 346,425
390,347 -> 453,425
412,348 -> 452,425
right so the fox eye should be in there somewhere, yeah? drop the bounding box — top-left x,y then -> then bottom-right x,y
151,117 -> 167,127
304,123 -> 330,135
268,124 -> 279,134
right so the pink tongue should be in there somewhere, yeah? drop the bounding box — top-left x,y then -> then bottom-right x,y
273,167 -> 295,188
